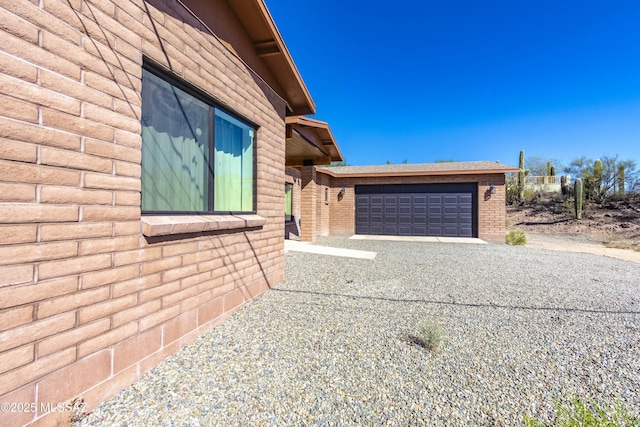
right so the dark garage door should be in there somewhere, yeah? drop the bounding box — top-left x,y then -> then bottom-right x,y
355,183 -> 477,237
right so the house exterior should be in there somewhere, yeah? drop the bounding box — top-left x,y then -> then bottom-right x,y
0,0 -> 520,424
0,0 -> 317,425
283,116 -> 343,241
286,162 -> 520,243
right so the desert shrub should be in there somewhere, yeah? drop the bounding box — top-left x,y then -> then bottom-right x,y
411,320 -> 444,351
523,189 -> 542,204
506,180 -> 520,205
552,202 -> 570,215
505,230 -> 526,246
523,396 -> 640,427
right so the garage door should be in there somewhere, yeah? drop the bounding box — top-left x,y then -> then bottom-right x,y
355,183 -> 477,237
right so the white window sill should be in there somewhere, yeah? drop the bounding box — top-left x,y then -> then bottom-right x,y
141,214 -> 266,237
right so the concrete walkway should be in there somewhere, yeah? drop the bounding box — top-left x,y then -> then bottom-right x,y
525,232 -> 640,264
285,235 -> 488,260
349,234 -> 488,244
284,240 -> 377,260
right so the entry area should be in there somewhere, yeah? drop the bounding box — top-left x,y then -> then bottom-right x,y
355,183 -> 477,237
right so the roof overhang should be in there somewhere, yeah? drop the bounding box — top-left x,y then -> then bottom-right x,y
316,162 -> 520,178
317,169 -> 519,178
285,116 -> 343,166
227,0 -> 315,116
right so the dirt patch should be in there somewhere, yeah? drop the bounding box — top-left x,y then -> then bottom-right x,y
506,193 -> 640,263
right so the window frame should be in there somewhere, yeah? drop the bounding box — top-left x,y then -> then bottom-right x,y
141,60 -> 258,216
284,182 -> 293,222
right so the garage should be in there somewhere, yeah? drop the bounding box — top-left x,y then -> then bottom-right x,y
355,183 -> 477,237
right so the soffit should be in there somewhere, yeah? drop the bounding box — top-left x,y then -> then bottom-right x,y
285,116 -> 344,166
318,161 -> 521,177
285,130 -> 330,166
227,0 -> 315,116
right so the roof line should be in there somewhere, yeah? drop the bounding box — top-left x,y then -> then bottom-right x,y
173,0 -> 289,110
174,0 -> 315,115
255,0 -> 316,115
316,168 -> 519,178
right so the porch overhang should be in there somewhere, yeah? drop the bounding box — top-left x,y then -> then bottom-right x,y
285,116 -> 343,167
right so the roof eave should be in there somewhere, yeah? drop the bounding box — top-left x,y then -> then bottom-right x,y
285,116 -> 343,163
231,0 -> 316,116
316,168 -> 520,178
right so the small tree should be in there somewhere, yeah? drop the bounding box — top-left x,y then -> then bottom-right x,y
527,156 -> 563,176
564,156 -> 592,179
565,155 -> 639,201
329,160 -> 349,167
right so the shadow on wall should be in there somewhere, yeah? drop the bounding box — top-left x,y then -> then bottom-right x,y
285,215 -> 300,240
146,0 -> 287,120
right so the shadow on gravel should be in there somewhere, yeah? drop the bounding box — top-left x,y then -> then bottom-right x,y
273,288 -> 640,315
516,219 -> 572,226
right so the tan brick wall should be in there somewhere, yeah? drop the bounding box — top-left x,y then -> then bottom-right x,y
299,166 -> 316,242
0,0 -> 286,425
321,172 -> 508,242
476,174 -> 507,242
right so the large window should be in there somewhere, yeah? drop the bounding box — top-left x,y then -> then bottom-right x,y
141,65 -> 255,213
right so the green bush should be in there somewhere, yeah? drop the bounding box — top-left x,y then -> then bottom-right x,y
505,230 -> 526,246
524,396 -> 640,427
506,180 -> 520,205
414,320 -> 444,351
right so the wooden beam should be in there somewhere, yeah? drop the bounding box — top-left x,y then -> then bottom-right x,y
255,40 -> 280,57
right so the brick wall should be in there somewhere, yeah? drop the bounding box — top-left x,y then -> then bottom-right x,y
299,166 -> 316,242
0,0 -> 286,426
322,172 -> 508,242
475,174 -> 507,242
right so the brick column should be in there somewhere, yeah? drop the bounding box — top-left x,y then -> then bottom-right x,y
300,166 -> 317,242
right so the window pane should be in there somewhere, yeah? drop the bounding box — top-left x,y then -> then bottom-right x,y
214,109 -> 254,212
141,70 -> 210,212
284,183 -> 292,221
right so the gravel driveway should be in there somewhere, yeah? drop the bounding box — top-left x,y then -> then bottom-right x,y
77,237 -> 640,426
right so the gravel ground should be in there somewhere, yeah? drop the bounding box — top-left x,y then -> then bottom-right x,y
76,237 -> 640,426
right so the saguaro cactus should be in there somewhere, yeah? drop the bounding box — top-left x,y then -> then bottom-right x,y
560,175 -> 570,196
592,159 -> 603,200
550,165 -> 556,177
574,178 -> 583,219
617,164 -> 625,194
517,150 -> 527,201
593,159 -> 603,181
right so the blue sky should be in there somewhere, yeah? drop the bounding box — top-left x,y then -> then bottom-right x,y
268,1 -> 640,170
